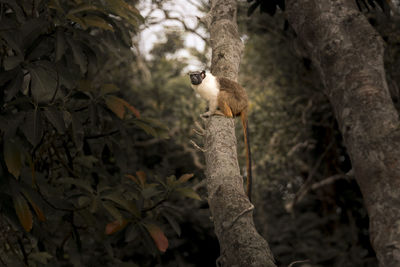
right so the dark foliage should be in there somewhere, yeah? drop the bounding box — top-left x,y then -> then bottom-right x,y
0,1 -> 201,266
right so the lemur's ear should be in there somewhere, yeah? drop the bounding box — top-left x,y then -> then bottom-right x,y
201,70 -> 206,79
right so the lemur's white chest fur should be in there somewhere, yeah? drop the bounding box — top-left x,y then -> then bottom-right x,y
191,73 -> 219,101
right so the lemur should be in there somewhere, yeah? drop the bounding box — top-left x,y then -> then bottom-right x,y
189,70 -> 252,201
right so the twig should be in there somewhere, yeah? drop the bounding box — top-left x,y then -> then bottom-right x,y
288,259 -> 310,267
311,174 -> 350,190
190,139 -> 206,152
288,141 -> 334,210
85,130 -> 119,140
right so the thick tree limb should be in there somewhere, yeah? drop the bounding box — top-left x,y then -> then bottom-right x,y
201,0 -> 275,266
286,1 -> 400,266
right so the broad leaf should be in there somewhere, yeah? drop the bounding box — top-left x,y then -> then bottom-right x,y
105,95 -> 125,119
29,252 -> 52,265
55,27 -> 66,62
144,224 -> 168,252
175,187 -> 201,200
21,190 -> 45,222
13,193 -> 33,232
4,139 -> 22,179
177,173 -> 194,183
102,201 -> 124,224
105,220 -> 128,235
57,178 -> 93,193
101,193 -> 139,217
0,68 -> 18,86
44,107 -> 66,133
1,31 -> 22,55
67,3 -> 99,15
162,212 -> 181,237
132,120 -> 156,136
3,55 -> 23,70
4,67 -> 23,101
105,0 -> 143,27
67,38 -> 87,74
100,83 -> 120,95
71,113 -> 84,151
21,18 -> 49,51
105,95 -> 140,119
136,171 -> 146,187
28,63 -> 58,104
82,15 -> 114,31
21,109 -> 43,147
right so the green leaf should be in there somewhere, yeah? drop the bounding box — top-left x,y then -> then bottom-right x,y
28,63 -> 57,104
162,212 -> 181,237
82,15 -> 114,31
71,113 -> 84,151
138,117 -> 169,131
4,67 -> 23,101
66,38 -> 87,74
101,193 -> 139,217
175,187 -> 201,200
101,83 -> 120,95
55,27 -> 66,62
20,18 -> 49,51
28,252 -> 52,264
13,193 -> 33,232
1,31 -> 22,55
0,68 -> 18,86
21,189 -> 45,222
132,120 -> 157,137
105,0 -> 143,27
4,55 -> 23,70
124,224 -> 139,242
166,175 -> 177,186
4,139 -> 22,179
1,113 -> 24,140
74,155 -> 98,169
141,187 -> 162,199
102,201 -> 124,224
21,109 -> 43,147
177,173 -> 194,183
0,0 -> 25,23
67,3 -> 99,15
57,178 -> 93,193
78,196 -> 91,207
43,107 -> 66,133
66,13 -> 87,29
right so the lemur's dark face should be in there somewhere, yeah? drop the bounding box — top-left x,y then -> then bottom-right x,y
189,70 -> 206,85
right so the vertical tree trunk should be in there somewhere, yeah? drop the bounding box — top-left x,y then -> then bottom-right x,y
199,0 -> 276,266
286,1 -> 400,266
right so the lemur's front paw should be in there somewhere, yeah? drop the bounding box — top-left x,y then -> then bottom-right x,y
201,111 -> 212,118
213,110 -> 225,116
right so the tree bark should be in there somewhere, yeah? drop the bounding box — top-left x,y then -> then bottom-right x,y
199,0 -> 276,266
286,1 -> 400,266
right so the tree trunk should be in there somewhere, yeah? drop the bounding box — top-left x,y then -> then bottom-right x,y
286,1 -> 400,266
199,0 -> 276,266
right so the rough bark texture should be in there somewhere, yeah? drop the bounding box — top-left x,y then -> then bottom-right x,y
286,1 -> 400,266
199,0 -> 276,266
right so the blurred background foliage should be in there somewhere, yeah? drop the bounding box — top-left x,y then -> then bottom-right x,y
1,0 -> 400,266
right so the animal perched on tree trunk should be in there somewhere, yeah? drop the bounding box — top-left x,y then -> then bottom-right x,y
189,70 -> 252,201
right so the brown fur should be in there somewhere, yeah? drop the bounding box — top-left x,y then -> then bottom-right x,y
216,77 -> 252,201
